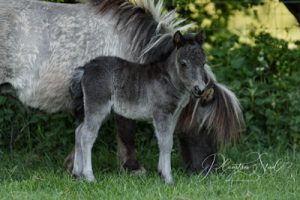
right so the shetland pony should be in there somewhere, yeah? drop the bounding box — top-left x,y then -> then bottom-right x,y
0,0 -> 244,175
72,31 -> 212,183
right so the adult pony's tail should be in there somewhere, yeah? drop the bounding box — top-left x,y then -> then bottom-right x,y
70,67 -> 85,120
201,82 -> 245,143
179,66 -> 245,143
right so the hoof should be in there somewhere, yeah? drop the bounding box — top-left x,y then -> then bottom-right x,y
158,171 -> 174,184
163,176 -> 174,185
81,170 -> 96,182
84,174 -> 96,182
64,150 -> 75,173
132,166 -> 147,176
202,164 -> 215,175
186,163 -> 216,176
122,159 -> 146,175
72,172 -> 96,182
71,172 -> 82,180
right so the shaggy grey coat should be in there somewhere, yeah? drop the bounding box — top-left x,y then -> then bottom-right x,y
0,0 -> 143,112
0,0 -> 244,175
71,32 -> 209,183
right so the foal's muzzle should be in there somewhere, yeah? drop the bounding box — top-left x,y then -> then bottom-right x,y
193,86 -> 203,98
192,79 -> 214,98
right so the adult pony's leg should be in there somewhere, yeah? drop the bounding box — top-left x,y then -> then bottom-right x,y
115,115 -> 146,174
177,128 -> 217,175
64,148 -> 75,173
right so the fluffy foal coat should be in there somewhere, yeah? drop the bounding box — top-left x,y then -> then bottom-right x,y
72,31 -> 209,183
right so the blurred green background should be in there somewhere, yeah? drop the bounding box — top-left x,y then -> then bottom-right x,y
0,0 -> 299,162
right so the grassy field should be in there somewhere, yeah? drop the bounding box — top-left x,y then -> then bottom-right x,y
0,146 -> 299,200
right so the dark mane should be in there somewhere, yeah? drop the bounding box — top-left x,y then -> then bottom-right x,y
142,35 -> 174,63
142,33 -> 204,63
87,0 -> 193,62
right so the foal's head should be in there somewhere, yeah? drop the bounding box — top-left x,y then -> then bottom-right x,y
173,31 -> 208,97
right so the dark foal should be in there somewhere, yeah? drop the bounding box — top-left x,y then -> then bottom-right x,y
71,31 -> 211,183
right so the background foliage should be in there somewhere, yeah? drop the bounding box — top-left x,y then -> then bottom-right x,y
0,0 -> 299,161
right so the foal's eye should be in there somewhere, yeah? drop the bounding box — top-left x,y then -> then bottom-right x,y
180,61 -> 188,68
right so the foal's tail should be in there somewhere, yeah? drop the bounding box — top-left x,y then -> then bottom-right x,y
70,67 -> 85,120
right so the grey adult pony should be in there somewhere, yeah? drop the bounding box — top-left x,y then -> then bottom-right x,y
0,0 -> 244,174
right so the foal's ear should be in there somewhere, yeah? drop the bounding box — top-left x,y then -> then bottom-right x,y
195,31 -> 205,44
173,31 -> 185,47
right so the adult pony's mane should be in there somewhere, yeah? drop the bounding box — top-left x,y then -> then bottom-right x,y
87,0 -> 193,62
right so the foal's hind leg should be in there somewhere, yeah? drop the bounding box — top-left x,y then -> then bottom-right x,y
153,113 -> 176,184
73,105 -> 110,181
66,116 -> 145,175
115,115 -> 146,175
72,124 -> 84,177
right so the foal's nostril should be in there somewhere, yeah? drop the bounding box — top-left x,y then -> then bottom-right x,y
194,86 -> 202,95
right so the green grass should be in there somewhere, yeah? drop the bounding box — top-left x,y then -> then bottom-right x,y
0,147 -> 299,200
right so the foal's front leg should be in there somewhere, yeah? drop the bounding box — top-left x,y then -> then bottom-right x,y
153,113 -> 176,184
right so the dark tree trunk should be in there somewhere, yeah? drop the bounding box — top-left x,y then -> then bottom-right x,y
282,0 -> 300,25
